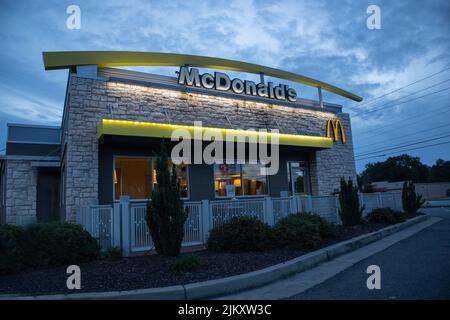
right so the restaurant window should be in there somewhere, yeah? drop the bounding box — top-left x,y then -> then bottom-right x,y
174,162 -> 189,198
287,161 -> 309,195
114,157 -> 152,200
214,163 -> 268,197
114,157 -> 189,200
153,160 -> 189,198
242,164 -> 268,196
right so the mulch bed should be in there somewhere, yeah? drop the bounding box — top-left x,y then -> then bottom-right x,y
0,217 -> 419,296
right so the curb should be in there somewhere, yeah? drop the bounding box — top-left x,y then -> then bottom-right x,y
1,214 -> 429,300
422,200 -> 450,207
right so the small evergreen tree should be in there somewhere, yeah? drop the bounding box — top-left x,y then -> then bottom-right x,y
146,143 -> 187,256
402,181 -> 424,214
338,177 -> 364,226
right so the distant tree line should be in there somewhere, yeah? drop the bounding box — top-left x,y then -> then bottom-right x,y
358,154 -> 450,191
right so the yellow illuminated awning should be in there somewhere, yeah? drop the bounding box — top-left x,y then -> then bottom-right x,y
97,119 -> 333,148
42,51 -> 362,102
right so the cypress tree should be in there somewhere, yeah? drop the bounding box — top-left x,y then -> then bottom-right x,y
402,181 -> 424,214
338,177 -> 364,226
146,143 -> 188,256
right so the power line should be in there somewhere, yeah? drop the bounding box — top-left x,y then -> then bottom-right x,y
355,140 -> 450,161
353,80 -> 450,117
355,133 -> 450,158
355,78 -> 449,113
353,86 -> 450,117
353,67 -> 450,108
355,104 -> 450,138
355,122 -> 450,151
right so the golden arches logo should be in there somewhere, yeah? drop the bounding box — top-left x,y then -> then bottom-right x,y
326,119 -> 346,144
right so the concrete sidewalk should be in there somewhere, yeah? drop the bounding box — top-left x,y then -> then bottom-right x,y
217,216 -> 441,300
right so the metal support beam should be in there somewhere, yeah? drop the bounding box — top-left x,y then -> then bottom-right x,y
318,87 -> 324,108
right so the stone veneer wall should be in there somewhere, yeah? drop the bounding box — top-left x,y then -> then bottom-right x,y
63,74 -> 356,222
310,114 -> 356,195
5,160 -> 37,225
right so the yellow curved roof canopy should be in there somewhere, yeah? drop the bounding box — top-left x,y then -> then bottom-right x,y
43,51 -> 362,102
97,119 -> 333,149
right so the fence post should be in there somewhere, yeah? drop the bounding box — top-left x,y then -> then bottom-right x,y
120,196 -> 131,256
291,195 -> 298,213
76,205 -> 87,227
112,202 -> 121,248
265,197 -> 275,226
201,200 -> 210,244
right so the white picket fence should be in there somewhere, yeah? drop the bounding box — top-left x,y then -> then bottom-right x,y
77,192 -> 403,256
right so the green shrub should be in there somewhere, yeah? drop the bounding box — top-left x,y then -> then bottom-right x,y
366,208 -> 404,224
207,216 -> 274,252
27,223 -> 100,267
172,253 -> 202,272
0,225 -> 35,273
295,212 -> 338,239
402,181 -> 425,214
338,177 -> 364,226
0,223 -> 100,274
273,213 -> 333,249
101,246 -> 122,261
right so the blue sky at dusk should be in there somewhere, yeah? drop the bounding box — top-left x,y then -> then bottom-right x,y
0,0 -> 449,173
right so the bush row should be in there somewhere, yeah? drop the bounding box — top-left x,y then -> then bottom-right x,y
207,213 -> 337,252
366,208 -> 405,224
207,207 -> 410,253
0,223 -> 100,274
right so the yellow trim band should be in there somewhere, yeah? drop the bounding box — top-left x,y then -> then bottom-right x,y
43,51 -> 362,102
97,119 -> 333,149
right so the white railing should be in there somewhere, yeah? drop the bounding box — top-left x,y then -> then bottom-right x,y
272,197 -> 291,224
360,192 -> 403,215
127,201 -> 203,252
130,203 -> 152,252
184,201 -> 203,245
77,192 -> 403,256
311,196 -> 340,223
210,198 -> 265,228
77,204 -> 114,249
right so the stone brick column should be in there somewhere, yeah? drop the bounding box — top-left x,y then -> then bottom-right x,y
5,160 -> 37,224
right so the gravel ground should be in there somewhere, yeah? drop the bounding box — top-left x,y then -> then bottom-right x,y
0,220 -> 414,296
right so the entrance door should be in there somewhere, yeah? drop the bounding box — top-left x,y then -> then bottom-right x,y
287,161 -> 308,195
36,168 -> 60,222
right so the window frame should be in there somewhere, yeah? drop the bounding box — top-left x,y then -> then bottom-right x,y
287,160 -> 311,195
213,163 -> 270,199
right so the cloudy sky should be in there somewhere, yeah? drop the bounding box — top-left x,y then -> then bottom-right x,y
0,0 -> 449,172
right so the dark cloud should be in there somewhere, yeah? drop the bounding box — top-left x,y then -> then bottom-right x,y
0,0 -> 448,170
